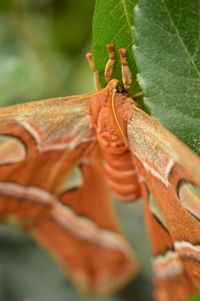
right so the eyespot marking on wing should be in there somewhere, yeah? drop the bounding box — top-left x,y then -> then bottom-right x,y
0,135 -> 26,164
178,180 -> 200,221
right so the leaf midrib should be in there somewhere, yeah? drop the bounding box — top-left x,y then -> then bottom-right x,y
121,0 -> 135,44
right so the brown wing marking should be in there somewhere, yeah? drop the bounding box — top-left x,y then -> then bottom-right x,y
140,180 -> 197,301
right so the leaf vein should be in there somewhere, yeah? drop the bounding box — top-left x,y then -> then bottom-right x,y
162,0 -> 200,77
191,1 -> 200,59
121,0 -> 135,43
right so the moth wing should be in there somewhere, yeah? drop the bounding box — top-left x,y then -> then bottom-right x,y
140,181 -> 197,301
33,147 -> 138,294
0,95 -> 137,294
127,104 -> 200,291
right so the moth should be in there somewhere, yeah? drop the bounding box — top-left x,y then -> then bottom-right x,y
0,44 -> 199,301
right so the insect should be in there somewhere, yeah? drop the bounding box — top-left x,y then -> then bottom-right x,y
0,44 -> 199,301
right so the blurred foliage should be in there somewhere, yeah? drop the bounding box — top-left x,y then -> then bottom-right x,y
0,0 -> 95,106
186,295 -> 200,301
0,0 -> 153,301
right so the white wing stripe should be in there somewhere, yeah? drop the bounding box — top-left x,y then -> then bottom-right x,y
20,120 -> 95,152
0,181 -> 132,253
175,241 -> 200,261
0,182 -> 55,204
153,250 -> 183,279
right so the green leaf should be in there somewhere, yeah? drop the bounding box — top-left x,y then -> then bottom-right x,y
186,294 -> 200,301
92,0 -> 139,94
134,0 -> 200,155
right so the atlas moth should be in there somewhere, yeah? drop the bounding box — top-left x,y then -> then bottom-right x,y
0,43 -> 199,301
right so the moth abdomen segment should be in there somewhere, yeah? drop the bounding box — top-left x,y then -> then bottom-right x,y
103,150 -> 140,202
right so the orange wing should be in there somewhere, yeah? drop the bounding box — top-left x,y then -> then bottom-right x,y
140,181 -> 197,301
0,94 -> 137,294
127,104 -> 200,300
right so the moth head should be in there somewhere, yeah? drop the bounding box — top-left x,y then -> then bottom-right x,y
116,84 -> 127,94
105,79 -> 127,95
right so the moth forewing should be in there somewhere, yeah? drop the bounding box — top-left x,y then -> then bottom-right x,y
0,83 -> 139,295
127,102 -> 200,293
127,104 -> 200,187
140,183 -> 198,301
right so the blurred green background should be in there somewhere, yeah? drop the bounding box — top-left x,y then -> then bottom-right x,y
0,1 -> 152,300
0,0 -> 95,106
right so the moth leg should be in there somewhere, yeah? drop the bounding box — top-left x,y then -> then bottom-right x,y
132,91 -> 145,100
104,44 -> 116,82
118,48 -> 132,90
86,52 -> 101,90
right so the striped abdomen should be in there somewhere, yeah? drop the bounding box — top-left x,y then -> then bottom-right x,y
89,85 -> 140,202
94,109 -> 140,201
102,144 -> 141,202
